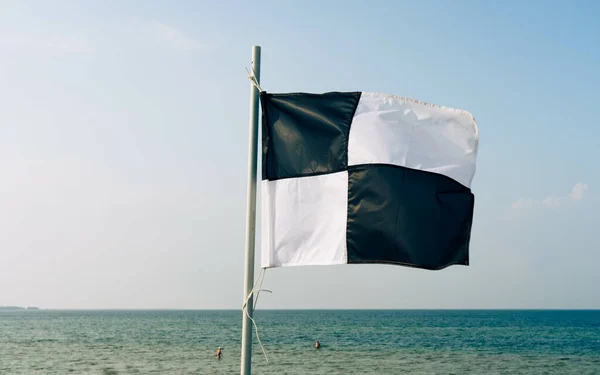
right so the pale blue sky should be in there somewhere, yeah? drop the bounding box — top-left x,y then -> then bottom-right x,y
1,0 -> 598,309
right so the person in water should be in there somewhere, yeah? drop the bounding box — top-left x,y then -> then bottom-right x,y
315,340 -> 320,349
216,347 -> 222,360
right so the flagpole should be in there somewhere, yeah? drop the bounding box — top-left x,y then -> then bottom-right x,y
240,45 -> 261,375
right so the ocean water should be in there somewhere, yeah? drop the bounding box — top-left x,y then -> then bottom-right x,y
1,310 -> 599,374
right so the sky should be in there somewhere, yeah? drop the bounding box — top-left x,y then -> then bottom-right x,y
1,0 -> 599,310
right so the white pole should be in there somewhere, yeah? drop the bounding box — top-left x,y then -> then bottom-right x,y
240,45 -> 261,375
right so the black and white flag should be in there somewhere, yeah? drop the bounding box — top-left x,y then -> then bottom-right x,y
259,91 -> 478,270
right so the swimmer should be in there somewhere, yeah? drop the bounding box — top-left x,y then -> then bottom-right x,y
315,340 -> 320,349
216,346 -> 222,360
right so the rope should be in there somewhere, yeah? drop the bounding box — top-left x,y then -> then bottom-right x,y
245,66 -> 264,93
253,266 -> 266,310
242,267 -> 271,363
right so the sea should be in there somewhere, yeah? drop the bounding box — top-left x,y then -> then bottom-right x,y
1,310 -> 599,374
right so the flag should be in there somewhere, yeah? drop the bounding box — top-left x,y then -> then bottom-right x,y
259,91 -> 478,270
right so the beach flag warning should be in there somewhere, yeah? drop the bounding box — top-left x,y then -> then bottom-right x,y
259,91 -> 479,270
241,46 -> 480,375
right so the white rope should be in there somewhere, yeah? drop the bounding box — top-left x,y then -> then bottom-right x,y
242,267 -> 271,363
253,266 -> 266,310
245,66 -> 264,93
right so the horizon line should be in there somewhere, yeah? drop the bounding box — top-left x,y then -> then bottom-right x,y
4,308 -> 600,311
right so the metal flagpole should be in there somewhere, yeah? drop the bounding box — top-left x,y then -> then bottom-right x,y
241,45 -> 261,375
